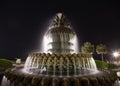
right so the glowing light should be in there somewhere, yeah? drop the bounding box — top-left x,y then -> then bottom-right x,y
113,52 -> 119,57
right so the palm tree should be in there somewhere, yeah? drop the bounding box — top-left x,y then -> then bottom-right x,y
81,42 -> 94,70
96,44 -> 107,68
81,42 -> 94,55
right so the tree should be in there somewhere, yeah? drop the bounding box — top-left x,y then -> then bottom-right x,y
96,44 -> 107,68
81,42 -> 94,54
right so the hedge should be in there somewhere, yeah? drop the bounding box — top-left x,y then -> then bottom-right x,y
0,59 -> 13,68
95,60 -> 108,69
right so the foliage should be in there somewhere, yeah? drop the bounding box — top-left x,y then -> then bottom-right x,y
96,44 -> 107,68
81,42 -> 94,54
0,59 -> 13,68
96,44 -> 107,55
95,60 -> 108,69
107,63 -> 119,69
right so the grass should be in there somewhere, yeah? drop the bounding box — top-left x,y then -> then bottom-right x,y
0,59 -> 13,68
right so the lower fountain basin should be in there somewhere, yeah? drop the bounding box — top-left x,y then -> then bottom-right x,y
3,68 -> 118,86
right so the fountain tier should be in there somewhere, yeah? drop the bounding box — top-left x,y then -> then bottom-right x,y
24,53 -> 97,76
43,13 -> 78,54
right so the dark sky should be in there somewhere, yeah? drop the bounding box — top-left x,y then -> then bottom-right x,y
0,0 -> 120,59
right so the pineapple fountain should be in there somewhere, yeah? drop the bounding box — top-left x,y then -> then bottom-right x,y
24,13 -> 97,76
3,13 -> 117,86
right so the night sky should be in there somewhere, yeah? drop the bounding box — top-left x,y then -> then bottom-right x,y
0,0 -> 120,60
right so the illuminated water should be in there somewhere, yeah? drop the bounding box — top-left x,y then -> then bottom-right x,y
24,53 -> 98,76
24,13 -> 97,76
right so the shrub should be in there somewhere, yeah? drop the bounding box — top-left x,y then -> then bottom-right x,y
108,63 -> 119,69
0,59 -> 13,68
95,60 -> 108,69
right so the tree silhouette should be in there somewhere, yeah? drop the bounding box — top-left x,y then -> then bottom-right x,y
96,44 -> 107,68
81,42 -> 94,55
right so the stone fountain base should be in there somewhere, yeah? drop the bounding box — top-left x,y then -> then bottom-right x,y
3,68 -> 118,86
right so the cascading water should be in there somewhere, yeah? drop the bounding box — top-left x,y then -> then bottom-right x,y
23,13 -> 98,76
24,53 -> 98,76
43,13 -> 78,54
